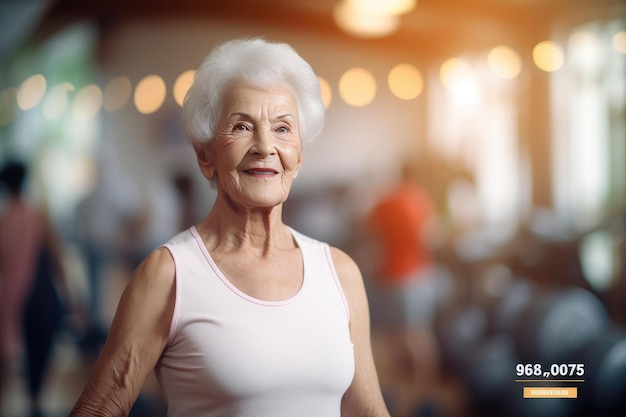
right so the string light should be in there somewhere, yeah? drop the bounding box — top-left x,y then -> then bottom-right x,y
388,64 -> 423,100
73,84 -> 103,122
533,41 -> 564,72
134,74 -> 166,114
613,30 -> 626,54
17,74 -> 46,110
3,28 -> 623,121
488,46 -> 522,79
173,70 -> 195,107
339,67 -> 377,107
43,82 -> 75,121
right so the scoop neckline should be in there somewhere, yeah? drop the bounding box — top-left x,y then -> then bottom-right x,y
190,226 -> 306,306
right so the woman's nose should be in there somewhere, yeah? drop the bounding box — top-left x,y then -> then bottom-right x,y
250,129 -> 276,156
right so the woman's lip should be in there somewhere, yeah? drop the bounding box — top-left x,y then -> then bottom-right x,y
244,168 -> 279,175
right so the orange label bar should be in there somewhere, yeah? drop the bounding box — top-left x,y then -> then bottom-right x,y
523,387 -> 578,398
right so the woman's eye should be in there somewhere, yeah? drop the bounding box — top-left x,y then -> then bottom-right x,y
276,126 -> 290,133
234,124 -> 249,132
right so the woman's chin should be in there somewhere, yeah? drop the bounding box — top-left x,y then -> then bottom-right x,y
241,194 -> 288,210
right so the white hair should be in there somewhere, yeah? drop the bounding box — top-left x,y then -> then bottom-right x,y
182,38 -> 325,146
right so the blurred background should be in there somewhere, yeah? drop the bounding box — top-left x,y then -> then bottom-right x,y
0,0 -> 625,416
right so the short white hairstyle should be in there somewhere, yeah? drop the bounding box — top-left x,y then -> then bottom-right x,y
182,38 -> 325,146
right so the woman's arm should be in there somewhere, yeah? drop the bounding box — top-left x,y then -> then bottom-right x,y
69,247 -> 176,417
331,247 -> 391,417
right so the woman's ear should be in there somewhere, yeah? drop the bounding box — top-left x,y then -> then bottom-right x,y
195,143 -> 216,180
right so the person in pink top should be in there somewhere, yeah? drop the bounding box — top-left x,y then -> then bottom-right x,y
70,38 -> 390,417
0,160 -> 69,417
0,161 -> 43,366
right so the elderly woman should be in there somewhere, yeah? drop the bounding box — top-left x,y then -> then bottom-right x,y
70,38 -> 390,417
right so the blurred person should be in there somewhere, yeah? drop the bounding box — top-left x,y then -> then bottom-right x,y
70,38 -> 390,417
0,160 -> 70,417
367,159 -> 442,417
73,177 -> 123,354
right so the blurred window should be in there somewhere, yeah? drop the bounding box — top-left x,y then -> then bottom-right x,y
428,52 -> 523,242
552,19 -> 626,230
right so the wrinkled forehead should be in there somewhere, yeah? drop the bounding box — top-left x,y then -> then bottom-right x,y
219,82 -> 300,120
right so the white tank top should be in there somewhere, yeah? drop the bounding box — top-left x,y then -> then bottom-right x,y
156,226 -> 355,417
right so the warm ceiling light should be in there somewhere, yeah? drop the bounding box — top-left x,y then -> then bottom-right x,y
347,0 -> 417,16
17,74 -> 46,110
388,63 -> 423,100
134,74 -> 166,114
333,1 -> 399,38
533,41 -> 564,72
487,46 -> 521,79
43,82 -> 75,121
339,67 -> 377,107
612,30 -> 626,54
73,84 -> 103,121
440,58 -> 479,106
440,58 -> 472,90
174,70 -> 196,107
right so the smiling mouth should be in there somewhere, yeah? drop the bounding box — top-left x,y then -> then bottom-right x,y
244,169 -> 279,175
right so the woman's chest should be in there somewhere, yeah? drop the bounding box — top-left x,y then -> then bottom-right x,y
211,248 -> 304,302
161,284 -> 354,403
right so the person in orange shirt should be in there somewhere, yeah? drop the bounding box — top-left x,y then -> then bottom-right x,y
368,159 -> 441,417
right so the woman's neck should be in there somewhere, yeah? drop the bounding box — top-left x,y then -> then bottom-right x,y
195,198 -> 292,255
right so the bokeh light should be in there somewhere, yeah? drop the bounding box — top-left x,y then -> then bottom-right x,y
103,76 -> 132,112
440,57 -> 479,106
440,58 -> 471,90
173,70 -> 195,107
333,1 -> 400,38
338,67 -> 377,107
533,40 -> 564,72
347,0 -> 417,16
17,74 -> 47,110
388,63 -> 423,100
318,76 -> 332,109
134,74 -> 166,114
613,30 -> 626,54
43,82 -> 75,121
487,46 -> 522,79
73,84 -> 103,121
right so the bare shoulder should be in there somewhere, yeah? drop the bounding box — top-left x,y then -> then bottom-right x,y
113,246 -> 176,332
129,246 -> 176,291
328,246 -> 366,309
136,246 -> 175,276
328,246 -> 361,283
112,245 -> 176,332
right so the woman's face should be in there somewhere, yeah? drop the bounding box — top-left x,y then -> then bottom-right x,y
198,83 -> 303,210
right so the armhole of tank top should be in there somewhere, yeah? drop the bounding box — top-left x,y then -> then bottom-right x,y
323,244 -> 351,322
161,243 -> 180,346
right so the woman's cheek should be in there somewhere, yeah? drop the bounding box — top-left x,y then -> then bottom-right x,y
282,142 -> 303,172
